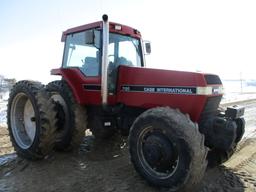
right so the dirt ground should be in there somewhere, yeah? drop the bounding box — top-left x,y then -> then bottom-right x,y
0,99 -> 256,192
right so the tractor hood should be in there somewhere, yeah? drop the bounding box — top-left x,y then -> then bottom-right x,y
117,65 -> 223,96
117,66 -> 223,122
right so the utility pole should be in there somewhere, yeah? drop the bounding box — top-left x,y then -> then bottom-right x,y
240,72 -> 243,93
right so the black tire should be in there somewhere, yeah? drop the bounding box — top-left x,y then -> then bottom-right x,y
7,81 -> 57,160
207,145 -> 237,167
129,107 -> 208,191
46,80 -> 87,150
235,118 -> 245,143
207,118 -> 244,167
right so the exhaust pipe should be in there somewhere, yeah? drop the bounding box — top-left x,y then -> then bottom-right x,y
101,14 -> 109,106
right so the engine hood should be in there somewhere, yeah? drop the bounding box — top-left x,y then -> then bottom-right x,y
117,66 -> 223,95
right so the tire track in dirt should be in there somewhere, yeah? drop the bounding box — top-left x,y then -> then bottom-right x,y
224,139 -> 256,190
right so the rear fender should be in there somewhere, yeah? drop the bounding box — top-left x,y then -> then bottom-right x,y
51,68 -> 100,104
51,68 -> 82,104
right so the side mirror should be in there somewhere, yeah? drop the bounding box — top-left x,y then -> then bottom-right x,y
84,30 -> 95,45
144,41 -> 151,54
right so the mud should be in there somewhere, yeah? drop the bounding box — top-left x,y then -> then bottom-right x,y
0,99 -> 255,192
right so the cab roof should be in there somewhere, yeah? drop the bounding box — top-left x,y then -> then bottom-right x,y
61,21 -> 141,42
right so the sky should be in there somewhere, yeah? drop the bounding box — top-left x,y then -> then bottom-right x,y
0,0 -> 256,84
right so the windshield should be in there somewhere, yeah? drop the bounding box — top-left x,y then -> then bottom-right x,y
107,33 -> 142,93
108,33 -> 142,68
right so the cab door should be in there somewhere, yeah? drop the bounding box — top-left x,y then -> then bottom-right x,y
60,29 -> 103,105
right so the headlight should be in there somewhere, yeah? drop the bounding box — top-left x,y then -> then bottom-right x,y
197,86 -> 223,95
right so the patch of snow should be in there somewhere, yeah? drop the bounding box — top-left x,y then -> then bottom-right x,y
221,80 -> 256,104
0,153 -> 17,166
0,91 -> 9,101
221,93 -> 256,104
0,101 -> 7,127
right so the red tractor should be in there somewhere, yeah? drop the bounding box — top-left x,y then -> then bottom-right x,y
7,15 -> 245,191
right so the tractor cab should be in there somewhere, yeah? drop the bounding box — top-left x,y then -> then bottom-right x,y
62,27 -> 144,94
53,16 -> 149,104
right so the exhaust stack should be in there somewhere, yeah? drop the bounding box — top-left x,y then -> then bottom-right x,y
101,14 -> 109,106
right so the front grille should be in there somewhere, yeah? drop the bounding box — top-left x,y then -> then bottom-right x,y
204,75 -> 222,85
199,96 -> 222,122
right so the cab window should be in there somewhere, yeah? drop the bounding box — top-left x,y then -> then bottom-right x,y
62,30 -> 101,76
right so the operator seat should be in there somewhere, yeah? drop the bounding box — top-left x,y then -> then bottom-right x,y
108,57 -> 133,93
116,57 -> 133,66
81,57 -> 99,76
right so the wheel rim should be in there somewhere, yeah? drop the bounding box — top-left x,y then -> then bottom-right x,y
51,93 -> 69,141
137,126 -> 179,179
10,93 -> 36,149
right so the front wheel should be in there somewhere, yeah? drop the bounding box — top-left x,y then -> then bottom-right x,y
207,145 -> 236,167
129,107 -> 208,191
207,117 -> 245,167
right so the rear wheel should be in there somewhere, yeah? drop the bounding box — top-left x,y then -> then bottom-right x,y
129,107 -> 208,191
46,80 -> 87,150
7,81 -> 57,159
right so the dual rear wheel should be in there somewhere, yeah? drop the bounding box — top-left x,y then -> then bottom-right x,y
7,81 -> 57,159
7,80 -> 87,159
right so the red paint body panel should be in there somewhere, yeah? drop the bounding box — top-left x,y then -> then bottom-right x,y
116,66 -> 220,122
108,22 -> 141,39
51,68 -> 101,104
51,68 -> 117,105
117,66 -> 207,87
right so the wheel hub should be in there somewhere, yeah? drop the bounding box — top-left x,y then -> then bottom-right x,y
23,99 -> 36,142
139,129 -> 179,177
143,134 -> 173,166
10,93 -> 37,149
